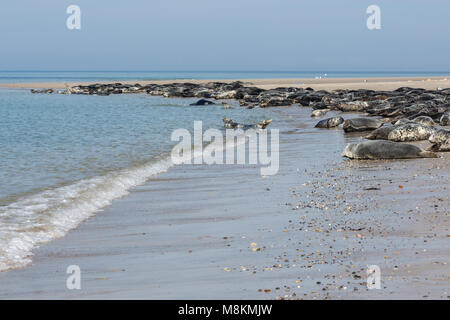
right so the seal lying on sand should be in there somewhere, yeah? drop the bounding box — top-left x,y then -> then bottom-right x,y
429,129 -> 450,144
412,116 -> 435,126
222,118 -> 272,130
311,109 -> 330,117
388,123 -> 436,142
393,118 -> 414,126
427,139 -> 450,152
440,113 -> 450,126
314,116 -> 344,128
365,124 -> 397,140
342,140 -> 436,159
343,118 -> 384,132
427,129 -> 450,152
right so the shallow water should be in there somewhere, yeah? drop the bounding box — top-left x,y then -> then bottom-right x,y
0,88 -> 277,271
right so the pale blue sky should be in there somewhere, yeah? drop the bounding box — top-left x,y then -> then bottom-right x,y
1,0 -> 449,71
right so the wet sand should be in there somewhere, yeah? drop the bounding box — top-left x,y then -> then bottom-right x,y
0,105 -> 448,299
2,76 -> 450,91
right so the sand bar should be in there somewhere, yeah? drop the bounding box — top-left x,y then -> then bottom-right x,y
2,76 -> 450,91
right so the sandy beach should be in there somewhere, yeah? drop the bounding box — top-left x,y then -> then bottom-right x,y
2,76 -> 450,92
0,92 -> 448,299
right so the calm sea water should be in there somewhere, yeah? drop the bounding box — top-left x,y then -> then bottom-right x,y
1,71 -> 450,83
0,85 -> 277,271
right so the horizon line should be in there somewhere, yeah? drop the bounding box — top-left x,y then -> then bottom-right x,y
1,70 -> 450,73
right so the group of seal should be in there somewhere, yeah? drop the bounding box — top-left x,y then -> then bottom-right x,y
222,118 -> 272,130
31,81 -> 450,160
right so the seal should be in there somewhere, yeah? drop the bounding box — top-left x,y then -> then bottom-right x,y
388,123 -> 436,142
336,101 -> 368,112
412,116 -> 435,126
427,129 -> 450,152
440,113 -> 450,126
314,116 -> 344,128
342,118 -> 384,132
365,124 -> 397,140
311,109 -> 330,117
222,118 -> 272,130
342,140 -> 436,159
427,139 -> 450,152
190,99 -> 216,106
394,118 -> 414,126
30,88 -> 54,94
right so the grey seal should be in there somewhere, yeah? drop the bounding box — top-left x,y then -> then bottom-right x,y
412,116 -> 435,126
427,129 -> 450,152
222,118 -> 272,130
429,129 -> 450,145
440,113 -> 449,126
394,118 -> 414,126
311,109 -> 330,117
336,101 -> 369,112
427,139 -> 450,152
388,123 -> 436,142
190,99 -> 216,106
343,118 -> 384,132
365,124 -> 397,140
342,140 -> 436,159
314,116 -> 344,128
30,88 -> 54,94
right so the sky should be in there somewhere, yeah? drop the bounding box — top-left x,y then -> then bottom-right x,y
0,0 -> 449,71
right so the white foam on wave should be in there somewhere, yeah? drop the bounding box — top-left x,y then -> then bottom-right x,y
0,157 -> 173,272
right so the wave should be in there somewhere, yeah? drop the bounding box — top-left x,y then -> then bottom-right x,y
0,157 -> 173,272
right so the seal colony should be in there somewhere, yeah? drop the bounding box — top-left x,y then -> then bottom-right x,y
31,81 -> 450,159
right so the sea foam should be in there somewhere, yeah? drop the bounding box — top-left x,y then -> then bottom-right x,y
0,157 -> 173,272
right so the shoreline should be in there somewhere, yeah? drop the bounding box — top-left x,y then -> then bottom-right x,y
1,76 -> 450,91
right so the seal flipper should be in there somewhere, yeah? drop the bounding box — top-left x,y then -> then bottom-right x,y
419,151 -> 438,158
259,119 -> 272,129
